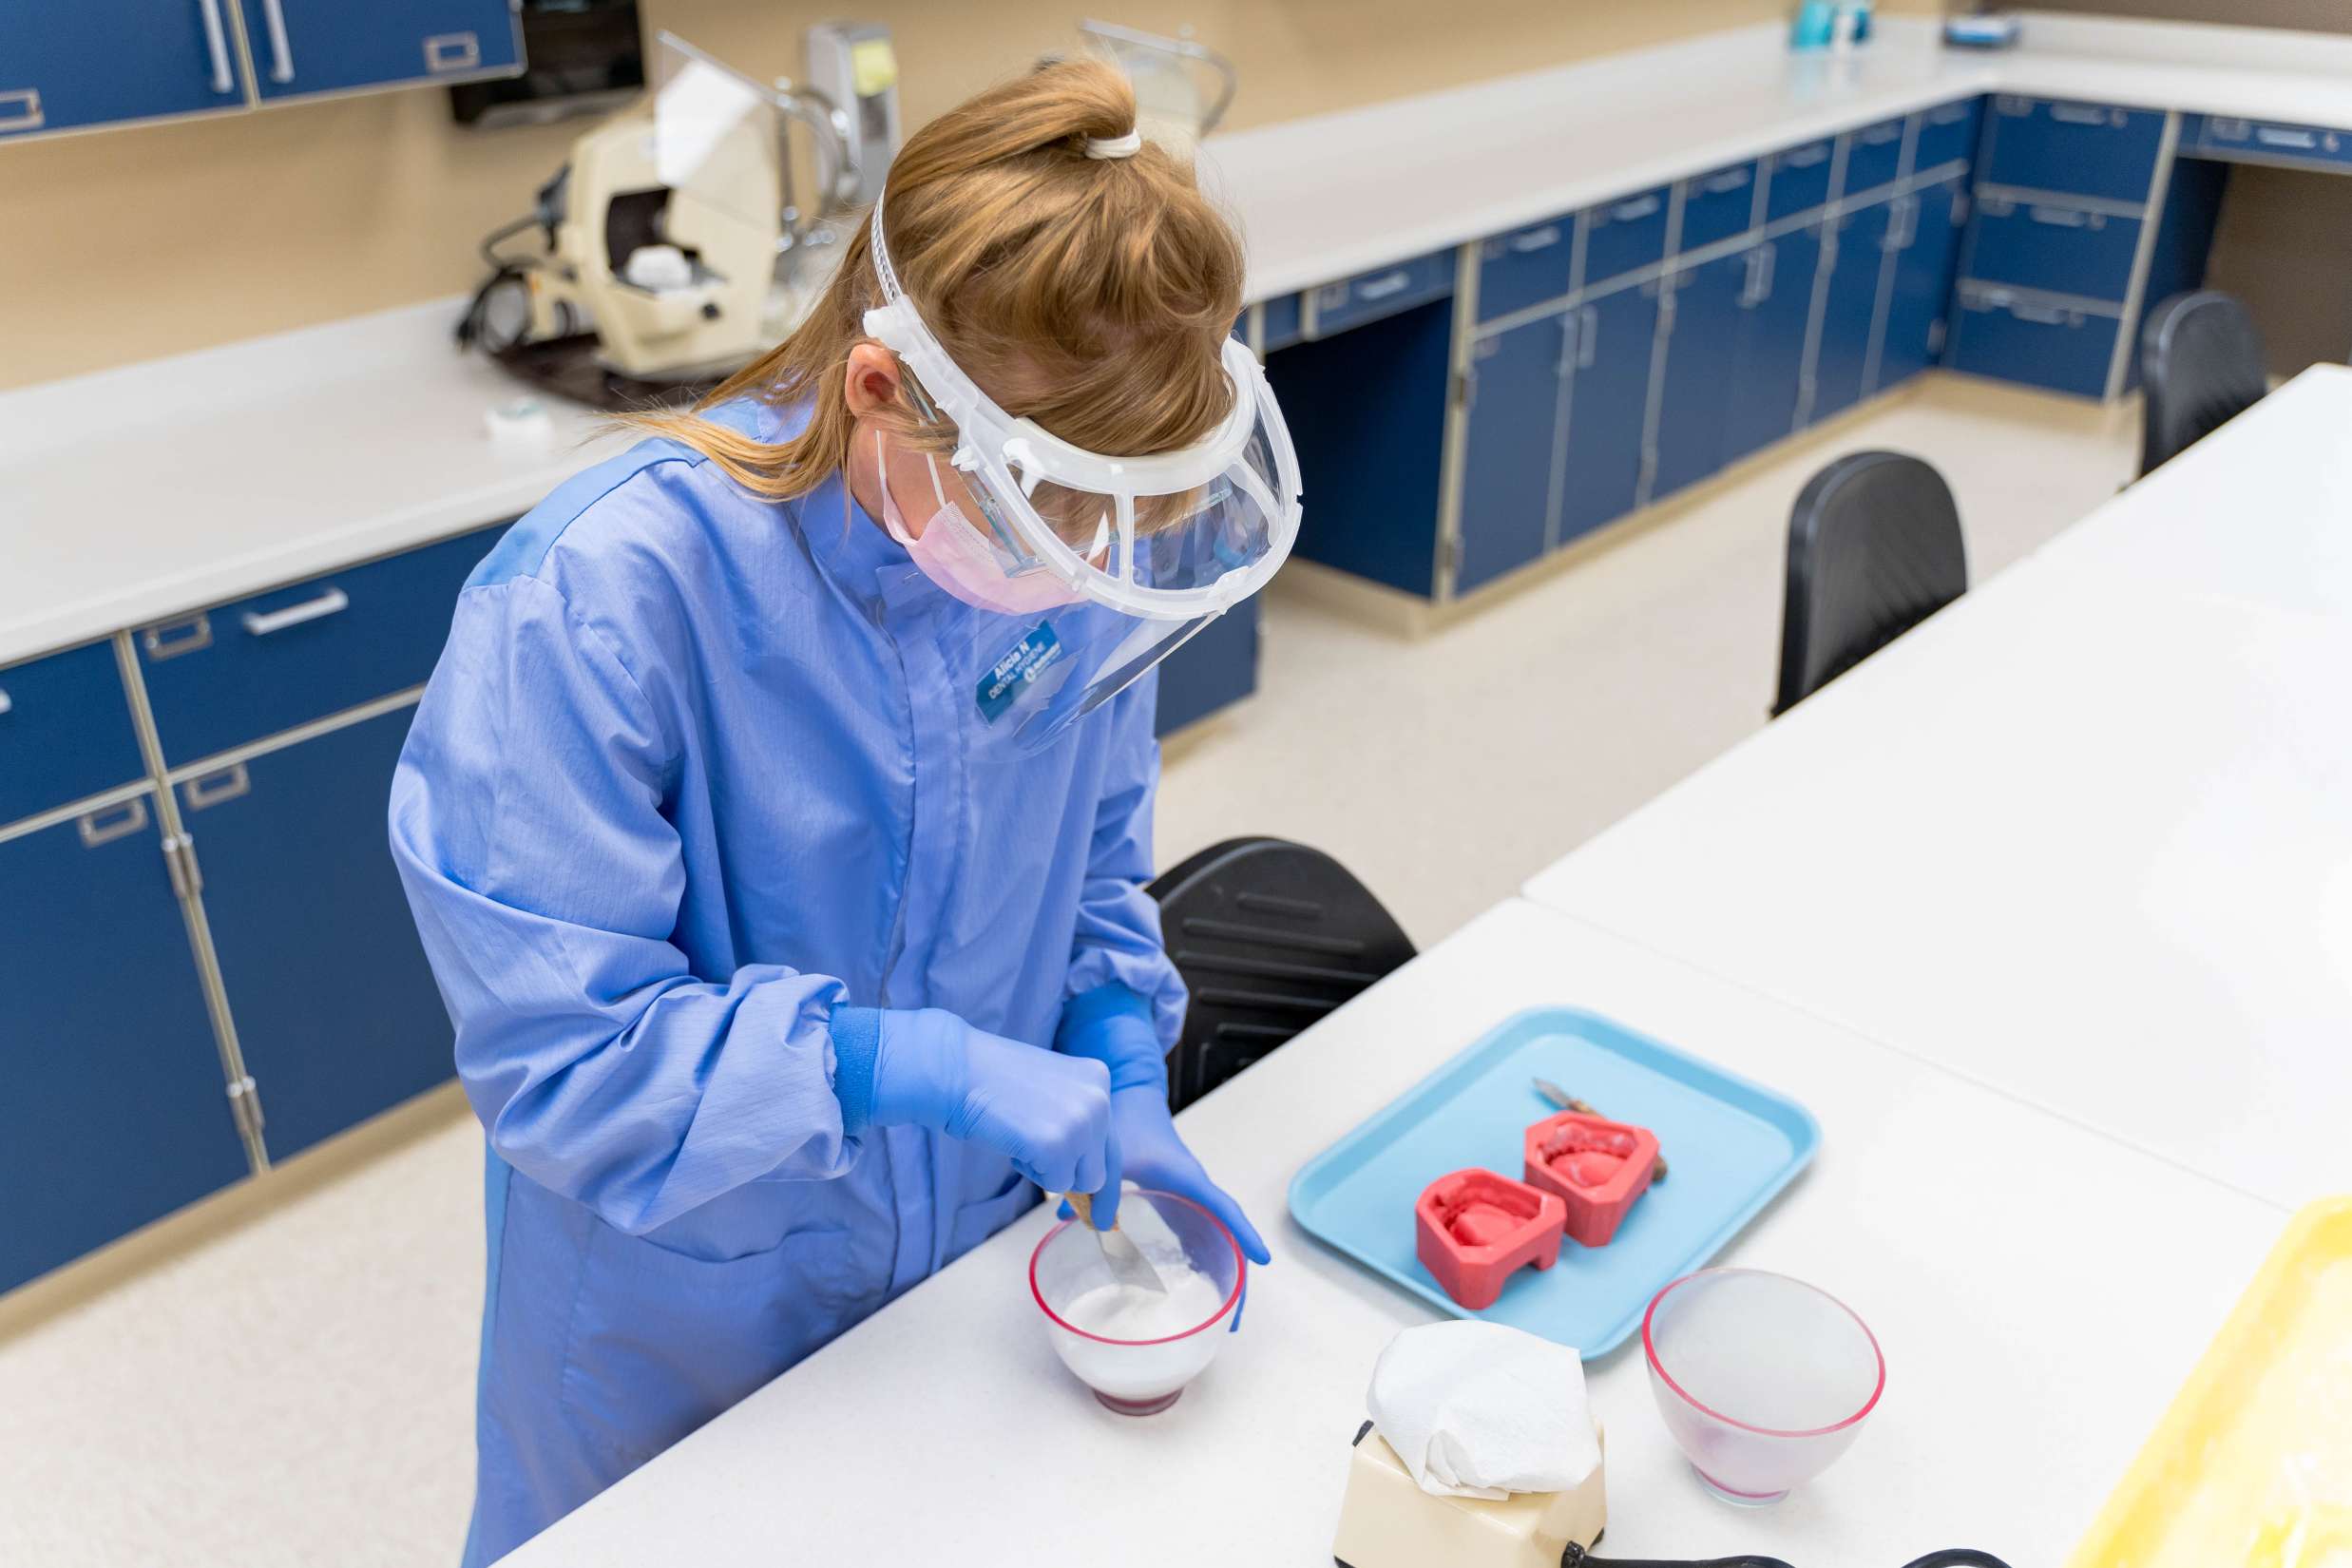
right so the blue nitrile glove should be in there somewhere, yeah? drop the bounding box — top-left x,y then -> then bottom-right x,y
1056,986 -> 1272,1266
832,1006 -> 1116,1198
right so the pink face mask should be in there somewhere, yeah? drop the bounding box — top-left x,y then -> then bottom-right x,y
873,431 -> 1086,616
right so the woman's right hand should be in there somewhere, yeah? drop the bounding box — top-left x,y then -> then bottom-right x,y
870,1009 -> 1117,1199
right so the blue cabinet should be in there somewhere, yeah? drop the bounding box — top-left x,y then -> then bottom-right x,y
1947,285 -> 2121,397
1578,188 -> 1671,289
1840,116 -> 1907,199
137,524 -> 505,764
1309,250 -> 1456,336
1674,162 -> 1760,253
1723,228 -> 1823,464
1912,96 -> 1985,175
1962,195 -> 2143,302
0,640 -> 147,825
1478,218 -> 1574,322
0,794 -> 248,1293
1983,95 -> 2165,202
1557,281 -> 1661,546
1,0 -> 248,139
1807,199 -> 1894,425
1457,316 -> 1571,591
1764,139 -> 1836,222
235,0 -> 521,101
1156,599 -> 1259,735
178,706 -> 452,1160
1873,177 -> 1966,391
1648,250 -> 1749,501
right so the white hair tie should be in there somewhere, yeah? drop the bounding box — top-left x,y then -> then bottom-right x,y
1084,129 -> 1142,160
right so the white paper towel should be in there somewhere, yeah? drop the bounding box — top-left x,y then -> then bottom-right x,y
1366,1321 -> 1601,1500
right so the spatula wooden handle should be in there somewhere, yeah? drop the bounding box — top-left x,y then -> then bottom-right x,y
1067,1190 -> 1103,1229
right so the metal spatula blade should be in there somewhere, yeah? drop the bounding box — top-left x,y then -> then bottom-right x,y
1066,1191 -> 1169,1294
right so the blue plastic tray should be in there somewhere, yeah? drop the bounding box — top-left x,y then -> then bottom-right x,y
1288,1006 -> 1819,1356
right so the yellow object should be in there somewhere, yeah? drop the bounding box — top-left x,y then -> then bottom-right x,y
850,38 -> 898,97
2068,1199 -> 2352,1568
1332,1424 -> 1605,1568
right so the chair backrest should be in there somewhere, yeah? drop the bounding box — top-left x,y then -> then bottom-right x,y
1773,450 -> 1967,716
1146,837 -> 1415,1111
2138,290 -> 2268,476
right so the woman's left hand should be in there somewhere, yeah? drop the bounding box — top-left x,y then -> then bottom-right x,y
1097,1086 -> 1271,1265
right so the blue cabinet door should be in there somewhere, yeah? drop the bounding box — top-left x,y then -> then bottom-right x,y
180,706 -> 453,1160
1874,179 -> 1966,390
1155,600 -> 1258,736
1557,281 -> 1661,546
1807,200 -> 1894,425
1648,250 -> 1749,502
1723,227 -> 1823,464
1,0 -> 248,140
1982,96 -> 2166,203
1478,219 -> 1574,323
0,796 -> 247,1292
236,0 -> 521,101
1457,316 -> 1570,592
0,640 -> 148,827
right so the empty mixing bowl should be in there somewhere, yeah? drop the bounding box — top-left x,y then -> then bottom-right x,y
1642,1268 -> 1884,1505
1029,1189 -> 1246,1415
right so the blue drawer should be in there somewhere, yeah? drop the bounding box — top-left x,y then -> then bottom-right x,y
1578,186 -> 1670,287
0,639 -> 147,825
1310,250 -> 1455,336
1260,293 -> 1305,351
1984,95 -> 2166,204
1840,116 -> 1906,198
1673,161 -> 1758,253
1912,96 -> 1984,174
1764,139 -> 1835,221
1962,195 -> 2143,302
1478,216 -> 1574,321
136,522 -> 509,764
2190,114 -> 2352,169
1947,285 -> 2120,398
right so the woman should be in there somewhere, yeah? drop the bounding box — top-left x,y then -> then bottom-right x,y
390,57 -> 1296,1566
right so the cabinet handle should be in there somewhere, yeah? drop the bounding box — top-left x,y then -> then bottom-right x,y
1929,103 -> 1970,125
143,612 -> 214,660
0,687 -> 10,716
1506,224 -> 1561,254
1861,123 -> 1902,145
1354,269 -> 1412,302
0,88 -> 43,134
2209,118 -> 2251,143
2010,299 -> 2074,326
1607,193 -> 1661,222
196,0 -> 235,93
1885,197 -> 1919,252
183,763 -> 252,812
1738,242 -> 1777,308
1555,314 -> 1578,376
2027,205 -> 2091,228
77,796 -> 149,850
1782,143 -> 1829,169
2049,103 -> 2115,127
241,586 -> 348,637
259,0 -> 296,85
2255,125 -> 2320,150
1577,305 -> 1599,370
424,32 -> 482,72
1700,168 -> 1750,194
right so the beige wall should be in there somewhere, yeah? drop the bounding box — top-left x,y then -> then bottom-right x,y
0,0 -> 1932,391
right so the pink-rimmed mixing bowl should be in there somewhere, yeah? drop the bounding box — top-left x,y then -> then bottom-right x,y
1643,1267 -> 1884,1505
1028,1189 -> 1246,1416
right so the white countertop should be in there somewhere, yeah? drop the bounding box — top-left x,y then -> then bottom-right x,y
502,898 -> 2285,1567
1525,366 -> 2352,1212
11,13 -> 2352,667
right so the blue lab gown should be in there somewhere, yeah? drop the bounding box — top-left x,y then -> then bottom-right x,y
387,399 -> 1186,1566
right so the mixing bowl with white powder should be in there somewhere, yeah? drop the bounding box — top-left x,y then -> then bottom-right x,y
1028,1189 -> 1247,1415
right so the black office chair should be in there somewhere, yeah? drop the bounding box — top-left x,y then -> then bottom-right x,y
1772,451 -> 1967,717
2138,290 -> 2268,476
1147,838 -> 1415,1111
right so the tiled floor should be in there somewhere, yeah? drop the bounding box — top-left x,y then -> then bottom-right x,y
0,374 -> 2136,1565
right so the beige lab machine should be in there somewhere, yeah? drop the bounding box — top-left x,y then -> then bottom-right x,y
1334,1419 -> 1608,1568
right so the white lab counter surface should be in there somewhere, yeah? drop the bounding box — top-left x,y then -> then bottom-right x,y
502,899 -> 2283,1568
1525,368 -> 2352,1212
13,14 -> 2352,667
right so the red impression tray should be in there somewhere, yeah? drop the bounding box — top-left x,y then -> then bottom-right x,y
1523,1111 -> 1661,1247
1415,1168 -> 1568,1310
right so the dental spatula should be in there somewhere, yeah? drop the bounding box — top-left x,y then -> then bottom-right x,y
1065,1191 -> 1169,1294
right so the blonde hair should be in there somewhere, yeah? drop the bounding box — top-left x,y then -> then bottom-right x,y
625,56 -> 1246,509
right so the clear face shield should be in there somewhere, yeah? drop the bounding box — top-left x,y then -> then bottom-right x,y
860,186 -> 1303,758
